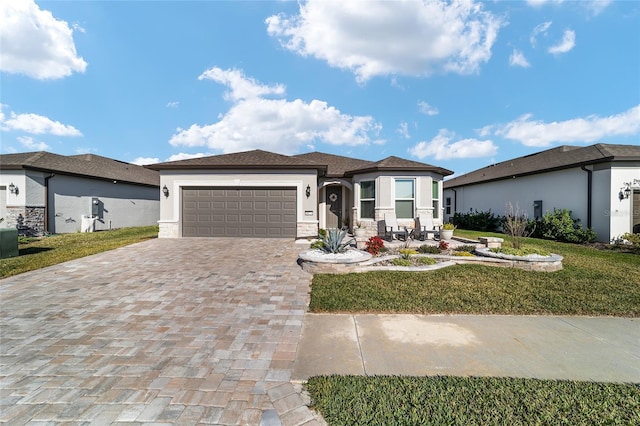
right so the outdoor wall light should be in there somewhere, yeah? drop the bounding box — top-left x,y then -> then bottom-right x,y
305,184 -> 311,198
8,182 -> 17,194
162,185 -> 169,198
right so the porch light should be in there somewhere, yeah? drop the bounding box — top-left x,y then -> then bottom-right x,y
162,185 -> 169,198
8,182 -> 17,194
623,186 -> 631,199
305,184 -> 311,198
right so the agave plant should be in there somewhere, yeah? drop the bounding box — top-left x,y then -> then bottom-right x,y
319,228 -> 355,254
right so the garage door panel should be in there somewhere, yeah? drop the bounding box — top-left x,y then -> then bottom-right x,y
182,186 -> 296,238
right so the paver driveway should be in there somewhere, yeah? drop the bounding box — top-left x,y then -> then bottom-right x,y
0,238 -> 321,425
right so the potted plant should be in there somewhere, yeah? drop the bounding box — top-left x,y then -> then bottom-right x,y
440,223 -> 455,240
354,221 -> 367,238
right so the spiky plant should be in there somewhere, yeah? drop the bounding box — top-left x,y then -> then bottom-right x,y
319,228 -> 355,253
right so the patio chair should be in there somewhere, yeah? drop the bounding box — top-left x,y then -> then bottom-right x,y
383,212 -> 409,241
414,215 -> 439,241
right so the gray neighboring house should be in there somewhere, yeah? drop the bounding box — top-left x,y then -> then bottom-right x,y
443,143 -> 640,243
146,150 -> 452,239
0,152 -> 160,236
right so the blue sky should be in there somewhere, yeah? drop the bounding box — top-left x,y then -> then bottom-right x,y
1,0 -> 638,176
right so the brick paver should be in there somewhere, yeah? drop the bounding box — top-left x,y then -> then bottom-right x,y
0,238 -> 323,425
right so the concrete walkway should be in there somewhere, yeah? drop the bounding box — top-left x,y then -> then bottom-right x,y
0,238 -> 322,425
293,314 -> 640,383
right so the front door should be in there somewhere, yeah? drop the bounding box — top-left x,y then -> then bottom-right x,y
325,186 -> 342,229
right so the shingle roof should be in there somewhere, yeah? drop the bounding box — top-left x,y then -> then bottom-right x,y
293,152 -> 373,177
146,149 -> 327,172
444,143 -> 640,189
148,149 -> 453,177
344,156 -> 454,177
0,151 -> 159,187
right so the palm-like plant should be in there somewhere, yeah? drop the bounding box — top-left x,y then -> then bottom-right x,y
319,228 -> 355,253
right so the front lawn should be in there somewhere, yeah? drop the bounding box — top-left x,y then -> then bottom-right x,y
310,231 -> 640,316
0,226 -> 158,279
307,376 -> 640,425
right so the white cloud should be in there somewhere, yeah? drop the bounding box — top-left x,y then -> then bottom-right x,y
17,136 -> 50,151
131,157 -> 160,166
509,49 -> 531,68
266,0 -> 504,83
418,101 -> 439,116
0,0 -> 87,79
409,129 -> 498,160
132,152 -> 210,165
166,101 -> 179,108
526,0 -> 611,16
170,68 -> 381,154
495,105 -> 640,147
0,105 -> 82,136
397,122 -> 410,139
530,21 -> 552,47
548,29 -> 576,55
199,67 -> 285,101
585,0 -> 612,16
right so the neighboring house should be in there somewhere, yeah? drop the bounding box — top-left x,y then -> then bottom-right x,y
0,152 -> 160,236
146,150 -> 453,239
443,144 -> 640,243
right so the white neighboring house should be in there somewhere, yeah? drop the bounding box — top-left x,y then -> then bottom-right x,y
0,152 -> 160,236
443,144 -> 640,243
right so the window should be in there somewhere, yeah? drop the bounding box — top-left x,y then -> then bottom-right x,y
445,197 -> 451,215
360,180 -> 375,219
432,181 -> 440,219
395,179 -> 414,219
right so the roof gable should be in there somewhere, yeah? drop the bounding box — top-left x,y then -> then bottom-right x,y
0,151 -> 159,187
345,155 -> 454,177
293,152 -> 373,177
444,143 -> 640,188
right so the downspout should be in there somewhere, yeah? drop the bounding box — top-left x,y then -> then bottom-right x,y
44,173 -> 55,234
451,188 -> 457,217
580,165 -> 592,228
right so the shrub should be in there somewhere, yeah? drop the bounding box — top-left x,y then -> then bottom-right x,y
503,202 -> 534,250
535,208 -> 597,244
452,251 -> 475,257
451,209 -> 501,232
365,236 -> 385,256
319,228 -> 354,254
418,245 -> 440,254
399,248 -> 417,259
391,258 -> 412,267
438,240 -> 450,250
454,245 -> 476,253
309,240 -> 325,250
618,233 -> 640,253
417,257 -> 437,265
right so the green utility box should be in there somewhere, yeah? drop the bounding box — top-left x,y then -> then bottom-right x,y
0,228 -> 19,259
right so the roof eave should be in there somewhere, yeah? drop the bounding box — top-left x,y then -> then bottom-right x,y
345,166 -> 454,177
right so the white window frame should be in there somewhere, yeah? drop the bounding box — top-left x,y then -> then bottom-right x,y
395,178 -> 415,219
359,180 -> 376,219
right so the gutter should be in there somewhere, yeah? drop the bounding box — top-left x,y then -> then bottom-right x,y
44,173 -> 55,233
580,165 -> 592,228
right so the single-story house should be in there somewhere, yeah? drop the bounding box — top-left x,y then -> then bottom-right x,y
0,152 -> 160,236
146,150 -> 453,239
443,143 -> 640,243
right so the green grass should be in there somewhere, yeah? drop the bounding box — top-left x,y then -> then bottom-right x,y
0,226 -> 158,279
306,375 -> 640,425
310,230 -> 640,316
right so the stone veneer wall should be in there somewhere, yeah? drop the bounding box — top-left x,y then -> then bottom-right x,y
158,222 -> 179,238
296,222 -> 318,239
6,206 -> 45,237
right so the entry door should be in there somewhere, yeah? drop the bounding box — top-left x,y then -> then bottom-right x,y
325,186 -> 342,229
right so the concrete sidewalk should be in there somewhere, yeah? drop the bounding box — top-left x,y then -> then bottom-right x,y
293,314 -> 640,383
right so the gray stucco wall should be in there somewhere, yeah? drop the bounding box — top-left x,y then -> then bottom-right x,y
49,175 -> 159,234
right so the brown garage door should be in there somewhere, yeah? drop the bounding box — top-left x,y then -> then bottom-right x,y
182,187 -> 297,238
